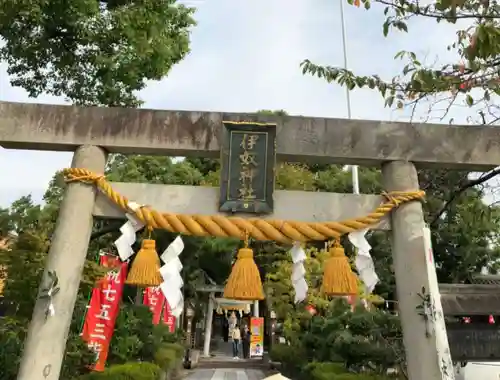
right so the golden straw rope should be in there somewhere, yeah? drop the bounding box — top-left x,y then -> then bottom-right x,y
64,168 -> 424,244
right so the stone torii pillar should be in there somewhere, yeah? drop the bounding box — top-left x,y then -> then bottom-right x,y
17,145 -> 107,380
383,161 -> 442,379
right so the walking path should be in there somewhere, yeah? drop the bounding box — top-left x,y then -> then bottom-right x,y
198,340 -> 265,369
185,368 -> 265,380
185,339 -> 268,379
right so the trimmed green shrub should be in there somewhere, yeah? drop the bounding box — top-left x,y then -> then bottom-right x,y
153,347 -> 178,371
269,343 -> 307,378
304,361 -> 396,380
305,362 -> 347,377
160,343 -> 184,359
75,362 -> 162,380
269,343 -> 305,364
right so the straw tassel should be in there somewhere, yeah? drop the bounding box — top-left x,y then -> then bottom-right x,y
321,240 -> 358,296
125,239 -> 163,287
223,247 -> 264,301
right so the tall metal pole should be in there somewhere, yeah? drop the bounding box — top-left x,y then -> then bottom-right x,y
339,0 -> 359,195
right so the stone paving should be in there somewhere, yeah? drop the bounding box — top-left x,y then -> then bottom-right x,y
184,368 -> 265,380
186,339 -> 267,379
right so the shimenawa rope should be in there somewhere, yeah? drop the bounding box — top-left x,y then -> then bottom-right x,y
63,168 -> 425,244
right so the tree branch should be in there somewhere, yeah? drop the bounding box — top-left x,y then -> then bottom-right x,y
430,167 -> 500,226
375,0 -> 500,20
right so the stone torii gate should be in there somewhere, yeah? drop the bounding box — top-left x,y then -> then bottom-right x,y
1,101 -> 499,380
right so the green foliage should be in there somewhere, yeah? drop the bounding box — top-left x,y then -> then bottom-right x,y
154,347 -> 178,371
304,362 -> 347,378
108,305 -> 161,364
106,155 -> 204,185
302,0 -> 500,124
269,343 -> 308,376
153,343 -> 184,371
269,343 -> 304,363
0,318 -> 27,380
0,314 -> 95,380
256,109 -> 289,117
275,163 -> 316,191
76,362 -> 162,380
160,343 -> 184,359
266,245 -> 330,325
305,362 -> 395,380
61,331 -> 97,380
269,300 -> 404,379
185,158 -> 220,177
0,0 -> 196,106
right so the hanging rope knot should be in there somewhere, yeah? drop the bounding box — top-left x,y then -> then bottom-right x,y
242,229 -> 250,248
328,239 -> 343,257
381,191 -> 401,207
382,190 -> 425,208
237,248 -> 253,259
63,168 -> 105,185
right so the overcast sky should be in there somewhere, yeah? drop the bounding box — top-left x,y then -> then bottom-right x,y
0,0 -> 475,206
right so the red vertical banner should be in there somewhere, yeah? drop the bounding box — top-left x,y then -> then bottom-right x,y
162,300 -> 176,333
143,287 -> 165,325
81,255 -> 127,372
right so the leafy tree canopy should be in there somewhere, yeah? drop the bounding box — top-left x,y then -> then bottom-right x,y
302,0 -> 500,124
0,0 -> 196,106
299,0 -> 500,289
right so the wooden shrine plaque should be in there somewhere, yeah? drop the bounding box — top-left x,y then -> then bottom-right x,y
219,121 -> 276,214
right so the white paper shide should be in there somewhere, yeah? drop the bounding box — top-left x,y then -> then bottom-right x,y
159,236 -> 185,317
114,202 -> 145,261
348,229 -> 379,293
290,242 -> 308,303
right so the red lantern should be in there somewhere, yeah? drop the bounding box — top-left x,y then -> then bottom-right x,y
305,304 -> 317,316
489,315 -> 495,324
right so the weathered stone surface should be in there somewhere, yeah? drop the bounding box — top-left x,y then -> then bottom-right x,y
383,161 -> 443,380
93,183 -> 390,229
1,101 -> 499,169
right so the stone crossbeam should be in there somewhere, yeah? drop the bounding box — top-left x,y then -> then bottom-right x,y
1,101 -> 499,169
93,183 -> 390,229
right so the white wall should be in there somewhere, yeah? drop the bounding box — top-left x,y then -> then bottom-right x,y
456,362 -> 500,380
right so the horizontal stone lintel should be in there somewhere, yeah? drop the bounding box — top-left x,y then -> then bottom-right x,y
1,101 -> 499,169
93,183 -> 391,230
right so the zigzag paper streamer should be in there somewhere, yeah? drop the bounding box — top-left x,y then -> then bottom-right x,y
348,229 -> 379,293
290,242 -> 308,303
114,202 -> 144,261
159,236 -> 185,318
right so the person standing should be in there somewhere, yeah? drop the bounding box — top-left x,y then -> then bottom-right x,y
242,325 -> 251,359
231,324 -> 241,359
